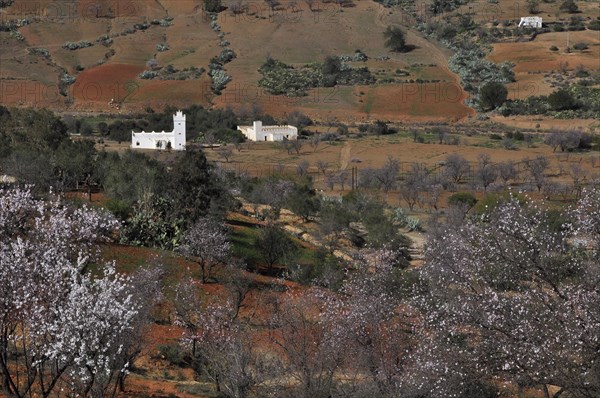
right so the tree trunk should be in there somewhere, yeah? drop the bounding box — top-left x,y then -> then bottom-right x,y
543,384 -> 551,398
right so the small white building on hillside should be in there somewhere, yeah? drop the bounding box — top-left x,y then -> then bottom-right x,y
237,121 -> 298,142
518,16 -> 542,28
132,110 -> 186,150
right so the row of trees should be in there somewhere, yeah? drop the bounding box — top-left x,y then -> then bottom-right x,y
354,153 -> 538,198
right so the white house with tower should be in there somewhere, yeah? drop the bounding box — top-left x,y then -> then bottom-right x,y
237,121 -> 298,142
131,110 -> 186,150
518,16 -> 542,28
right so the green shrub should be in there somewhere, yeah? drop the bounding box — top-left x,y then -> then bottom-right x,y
548,88 -> 578,111
559,0 -> 578,13
157,344 -> 185,367
286,252 -> 344,290
478,81 -> 508,111
506,131 -> 525,141
258,56 -> 374,97
204,0 -> 222,12
472,192 -> 527,215
549,45 -> 559,51
567,16 -> 585,30
448,192 -> 477,209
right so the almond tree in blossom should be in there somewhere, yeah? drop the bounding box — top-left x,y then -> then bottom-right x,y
173,278 -> 263,398
177,217 -> 231,283
0,187 -> 143,398
414,193 -> 600,398
267,292 -> 343,398
318,248 -> 418,397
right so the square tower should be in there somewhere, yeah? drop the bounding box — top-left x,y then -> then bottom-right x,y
173,110 -> 186,150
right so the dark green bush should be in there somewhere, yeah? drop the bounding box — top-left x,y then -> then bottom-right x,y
548,88 -> 578,111
448,192 -> 477,209
459,380 -> 500,398
157,344 -> 186,367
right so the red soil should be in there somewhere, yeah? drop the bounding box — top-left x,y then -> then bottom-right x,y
72,63 -> 145,108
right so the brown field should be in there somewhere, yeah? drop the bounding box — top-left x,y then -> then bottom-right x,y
2,0 -> 216,112
460,0 -> 600,24
3,0 -> 167,19
73,63 -> 145,107
0,31 -> 64,107
490,115 -> 600,131
2,0 -> 474,121
2,0 -> 599,127
489,30 -> 600,99
213,0 -> 473,122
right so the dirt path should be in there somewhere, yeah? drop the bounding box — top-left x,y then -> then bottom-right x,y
405,230 -> 426,267
153,0 -> 168,14
339,141 -> 352,170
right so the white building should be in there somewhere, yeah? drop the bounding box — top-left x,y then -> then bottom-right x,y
131,110 -> 186,150
237,121 -> 298,142
518,16 -> 542,28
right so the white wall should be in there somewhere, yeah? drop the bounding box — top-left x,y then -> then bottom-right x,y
519,17 -> 542,27
131,111 -> 186,150
237,121 -> 298,142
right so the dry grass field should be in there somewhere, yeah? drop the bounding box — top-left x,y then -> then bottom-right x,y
202,131 -> 599,174
490,114 -> 600,130
459,0 -> 600,24
0,38 -> 63,107
489,30 -> 600,99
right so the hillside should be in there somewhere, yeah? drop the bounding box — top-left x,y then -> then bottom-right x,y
1,0 -> 598,123
3,0 -> 473,121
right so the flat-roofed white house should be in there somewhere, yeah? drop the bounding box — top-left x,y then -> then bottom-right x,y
237,121 -> 298,142
518,16 -> 542,28
131,110 -> 186,150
